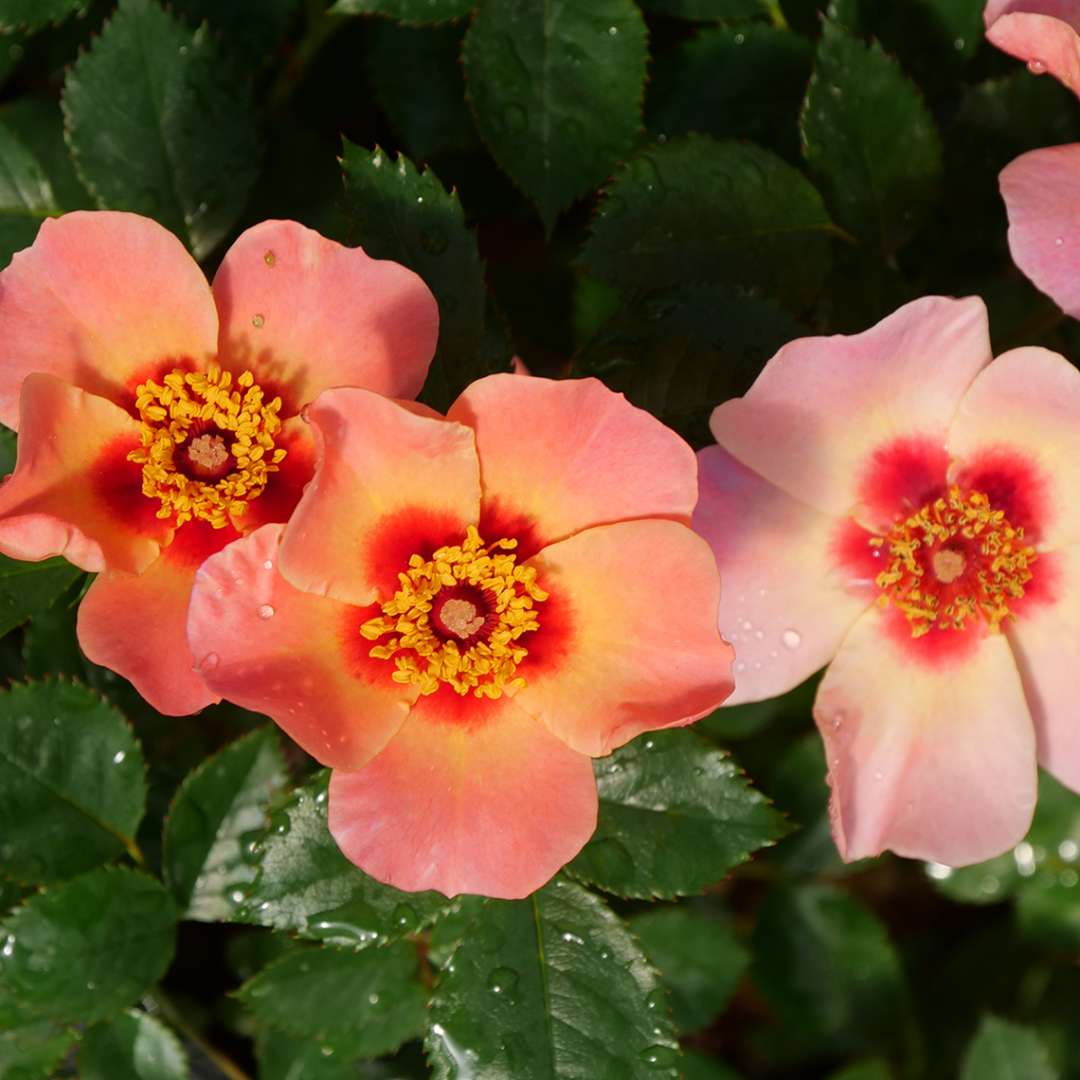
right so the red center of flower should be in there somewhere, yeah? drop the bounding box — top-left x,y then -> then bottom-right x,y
176,426 -> 235,483
429,584 -> 500,647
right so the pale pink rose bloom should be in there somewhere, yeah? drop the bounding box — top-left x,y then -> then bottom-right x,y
697,296 -> 1080,867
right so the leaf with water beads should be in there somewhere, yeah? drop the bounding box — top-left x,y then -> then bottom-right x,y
960,1016 -> 1056,1080
238,942 -> 428,1060
568,729 -> 790,900
330,0 -> 475,23
80,1009 -> 188,1080
0,866 -> 177,1028
230,770 -> 452,947
0,680 -> 146,884
162,726 -> 287,921
428,878 -> 681,1080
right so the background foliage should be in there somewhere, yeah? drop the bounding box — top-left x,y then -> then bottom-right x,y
0,0 -> 1077,1077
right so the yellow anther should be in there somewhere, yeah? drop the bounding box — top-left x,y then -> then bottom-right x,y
128,364 -> 285,528
360,528 -> 547,699
874,486 -> 1036,637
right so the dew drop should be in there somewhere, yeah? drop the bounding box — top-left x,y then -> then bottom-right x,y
639,1044 -> 679,1068
645,988 -> 666,1011
873,770 -> 884,781
754,629 -> 765,640
368,992 -> 380,1005
1028,58 -> 1048,74
252,313 -> 265,329
781,629 -> 801,649
198,652 -> 220,672
269,810 -> 291,836
229,889 -> 247,904
258,604 -> 275,620
1056,235 -> 1065,246
1,936 -> 14,958
739,619 -> 753,632
608,24 -> 619,35
263,250 -> 276,267
263,559 -> 274,570
829,711 -> 844,731
112,750 -> 126,764
925,862 -> 953,881
392,903 -> 417,928
561,930 -> 586,946
1059,839 -> 1079,861
487,966 -> 519,996
320,1046 -> 334,1057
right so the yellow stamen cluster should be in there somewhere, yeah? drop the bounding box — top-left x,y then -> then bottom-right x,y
872,486 -> 1036,637
129,365 -> 286,528
360,526 -> 548,698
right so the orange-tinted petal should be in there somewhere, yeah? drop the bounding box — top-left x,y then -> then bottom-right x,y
328,692 -> 598,899
188,524 -> 414,768
278,388 -> 480,605
985,2 -> 1080,98
0,374 -> 169,573
0,211 -> 217,428
710,297 -> 992,517
694,446 -> 870,704
212,220 -> 438,416
815,610 -> 1037,866
1007,544 -> 1080,791
448,375 -> 697,558
514,519 -> 734,757
77,521 -> 236,716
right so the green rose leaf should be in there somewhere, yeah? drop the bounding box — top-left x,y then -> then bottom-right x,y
233,771 -> 451,947
568,729 -> 789,899
331,0 -> 475,23
630,907 -> 749,1034
0,866 -> 177,1027
641,0 -> 768,16
239,942 -> 428,1060
341,141 -> 507,413
62,0 -> 262,259
0,680 -> 146,883
960,1016 -> 1056,1080
752,884 -> 908,1057
0,555 -> 83,640
163,726 -> 287,921
801,20 -> 942,254
0,1020 -> 75,1079
462,0 -> 648,231
80,1010 -> 189,1080
428,878 -> 681,1079
256,1027 -> 366,1080
0,0 -> 86,32
583,136 -> 835,313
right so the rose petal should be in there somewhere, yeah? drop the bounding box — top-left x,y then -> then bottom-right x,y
693,446 -> 870,705
328,692 -> 598,899
212,220 -> 438,416
188,524 -> 414,768
1000,144 -> 1080,317
514,519 -> 734,757
1006,543 -> 1080,791
0,211 -> 217,428
985,3 -> 1080,97
448,375 -> 697,558
947,346 -> 1080,546
231,415 -> 316,532
77,521 -> 235,715
709,296 -> 992,517
815,609 -> 1037,866
278,388 -> 480,606
0,374 -> 170,573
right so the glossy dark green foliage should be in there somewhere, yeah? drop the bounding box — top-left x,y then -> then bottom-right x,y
0,555 -> 82,639
233,772 -> 451,947
802,21 -> 942,254
0,1019 -> 74,1079
631,907 -> 749,1034
62,0 -> 261,259
960,1016 -> 1057,1080
163,726 -> 286,920
0,116 -> 56,269
0,681 -> 146,883
331,0 -> 476,23
239,942 -> 428,1059
462,0 -> 648,230
574,285 -> 801,448
256,1027 -> 367,1080
649,24 -> 814,162
752,884 -> 908,1061
0,866 -> 176,1027
171,0 -> 303,69
80,1009 -> 189,1080
583,136 -> 835,314
428,878 -> 680,1079
568,729 -> 789,899
341,140 -> 508,411
641,0 -> 768,16
0,0 -> 86,32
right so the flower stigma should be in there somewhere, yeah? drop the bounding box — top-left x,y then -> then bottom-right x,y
871,486 -> 1037,637
129,364 -> 286,528
360,525 -> 548,698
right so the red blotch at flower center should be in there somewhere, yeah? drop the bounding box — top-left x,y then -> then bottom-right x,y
871,486 -> 1037,637
127,364 -> 287,528
360,526 -> 548,698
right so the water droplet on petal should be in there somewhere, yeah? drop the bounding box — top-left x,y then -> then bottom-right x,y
263,250 -> 276,267
1028,58 -> 1047,74
262,559 -> 274,570
1056,235 -> 1065,246
781,629 -> 801,649
252,313 -> 265,328
198,652 -> 220,672
258,604 -> 275,620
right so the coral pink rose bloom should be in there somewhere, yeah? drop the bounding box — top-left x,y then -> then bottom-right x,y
0,211 -> 437,714
696,296 -> 1080,867
984,2 -> 1080,314
186,375 -> 734,899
